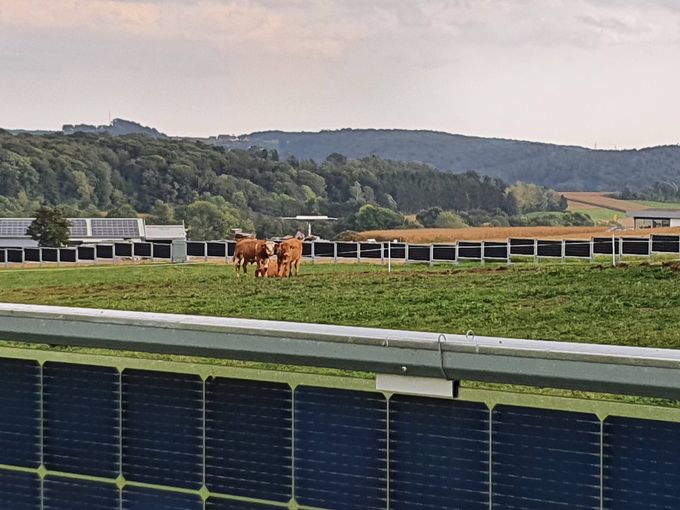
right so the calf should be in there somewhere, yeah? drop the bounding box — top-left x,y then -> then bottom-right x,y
276,238 -> 303,277
233,239 -> 273,276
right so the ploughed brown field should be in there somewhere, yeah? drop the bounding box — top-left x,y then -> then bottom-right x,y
357,225 -> 680,243
561,191 -> 647,212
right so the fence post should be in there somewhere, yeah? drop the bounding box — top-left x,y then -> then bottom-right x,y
333,242 -> 338,264
380,243 -> 385,264
405,243 -> 409,264
612,235 -> 616,267
388,241 -> 392,273
589,238 -> 594,263
648,236 -> 653,262
480,242 -> 485,266
357,242 -> 361,264
429,244 -> 434,266
311,242 -> 316,264
506,239 -> 511,266
619,236 -> 623,264
203,242 -> 208,262
39,247 -> 43,267
561,239 -> 566,264
533,239 -> 538,264
454,242 -> 459,265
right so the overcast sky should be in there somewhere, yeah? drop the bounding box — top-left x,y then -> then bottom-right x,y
2,0 -> 680,148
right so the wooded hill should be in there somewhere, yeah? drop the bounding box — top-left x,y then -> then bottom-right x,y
215,129 -> 680,191
0,131 -> 573,238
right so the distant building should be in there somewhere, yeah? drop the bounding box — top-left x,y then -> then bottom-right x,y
0,218 -> 186,248
628,210 -> 680,229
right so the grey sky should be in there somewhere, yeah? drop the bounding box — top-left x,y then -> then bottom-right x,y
1,0 -> 679,148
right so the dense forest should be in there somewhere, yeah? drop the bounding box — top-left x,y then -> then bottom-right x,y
0,130 -> 567,239
216,129 -> 680,191
617,181 -> 680,203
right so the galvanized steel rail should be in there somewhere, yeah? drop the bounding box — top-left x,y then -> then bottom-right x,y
0,302 -> 679,399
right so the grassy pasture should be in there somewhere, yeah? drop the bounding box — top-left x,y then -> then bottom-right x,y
2,260 -> 680,349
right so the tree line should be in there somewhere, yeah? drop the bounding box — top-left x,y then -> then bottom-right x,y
0,131 -> 568,239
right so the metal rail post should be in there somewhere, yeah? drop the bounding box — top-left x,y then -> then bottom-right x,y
388,241 -> 392,274
612,235 -> 616,267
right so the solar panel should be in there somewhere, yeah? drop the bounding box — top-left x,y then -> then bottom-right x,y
390,395 -> 489,509
0,359 -> 41,468
0,219 -> 32,237
492,405 -> 601,509
295,387 -> 387,510
43,363 -> 120,478
604,416 -> 680,509
206,378 -> 292,502
122,370 -> 203,489
68,219 -> 88,237
91,219 -> 140,238
0,471 -> 40,510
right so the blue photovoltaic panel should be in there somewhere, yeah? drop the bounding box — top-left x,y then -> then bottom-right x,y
68,219 -> 88,237
295,387 -> 387,510
0,219 -> 32,236
43,363 -> 120,477
206,499 -> 283,510
604,416 -> 680,509
0,359 -> 41,467
122,486 -> 202,510
91,219 -> 140,238
43,477 -> 119,510
122,370 -> 203,489
206,378 -> 292,502
0,471 -> 40,510
390,395 -> 489,510
492,406 -> 600,510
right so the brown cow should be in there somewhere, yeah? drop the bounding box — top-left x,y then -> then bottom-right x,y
233,239 -> 273,276
256,258 -> 281,277
276,238 -> 303,277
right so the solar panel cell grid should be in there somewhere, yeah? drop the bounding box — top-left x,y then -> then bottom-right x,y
0,359 -> 41,468
43,363 -> 120,478
91,219 -> 140,238
492,406 -> 601,510
390,395 -> 489,510
0,466 -> 40,510
122,370 -> 203,489
206,378 -> 292,502
68,219 -> 88,237
0,219 -> 33,236
294,387 -> 387,510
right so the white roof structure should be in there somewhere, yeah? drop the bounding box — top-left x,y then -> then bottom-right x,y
144,224 -> 187,241
627,210 -> 680,219
0,218 -> 186,247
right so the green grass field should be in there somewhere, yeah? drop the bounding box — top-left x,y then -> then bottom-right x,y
2,261 -> 680,349
632,200 -> 680,209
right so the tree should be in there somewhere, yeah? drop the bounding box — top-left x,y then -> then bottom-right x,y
182,200 -> 239,240
27,206 -> 70,247
147,200 -> 176,224
434,211 -> 467,228
346,204 -> 405,231
416,207 -> 443,227
107,203 -> 138,218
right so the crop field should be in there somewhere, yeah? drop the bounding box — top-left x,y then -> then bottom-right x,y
2,261 -> 680,350
561,191 -> 647,212
356,225 -> 610,243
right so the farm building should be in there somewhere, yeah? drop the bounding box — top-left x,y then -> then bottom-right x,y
628,210 -> 680,229
0,217 -> 186,248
